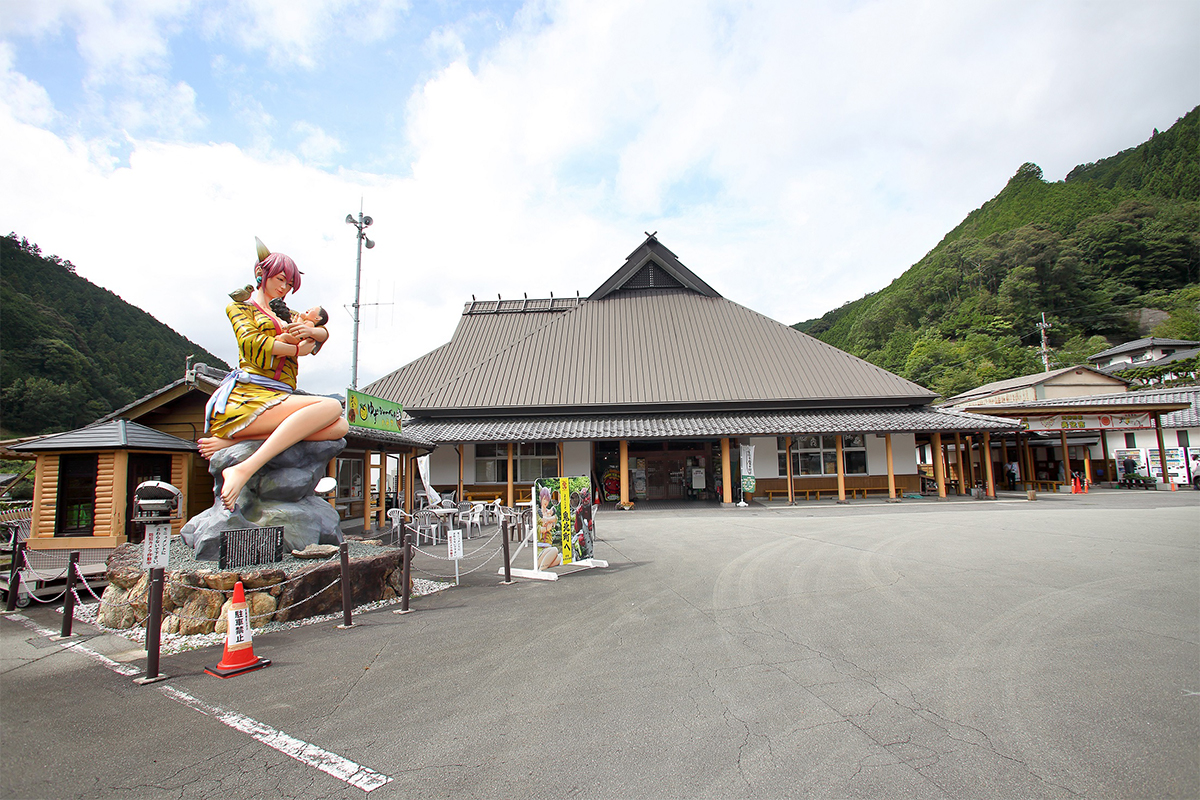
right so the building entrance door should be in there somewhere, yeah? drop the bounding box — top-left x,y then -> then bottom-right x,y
644,455 -> 685,500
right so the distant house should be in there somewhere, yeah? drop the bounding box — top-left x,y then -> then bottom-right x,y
940,365 -> 1128,411
1088,338 -> 1200,371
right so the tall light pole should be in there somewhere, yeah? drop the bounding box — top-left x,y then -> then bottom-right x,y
345,209 -> 375,389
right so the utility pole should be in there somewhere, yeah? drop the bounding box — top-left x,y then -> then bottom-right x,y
1037,312 -> 1052,372
345,206 -> 375,390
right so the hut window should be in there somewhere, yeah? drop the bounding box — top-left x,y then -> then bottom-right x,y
56,453 -> 98,536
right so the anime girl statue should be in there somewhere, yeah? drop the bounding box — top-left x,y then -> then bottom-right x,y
198,238 -> 348,510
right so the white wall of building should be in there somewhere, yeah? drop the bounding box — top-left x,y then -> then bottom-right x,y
563,441 -> 591,476
749,437 -> 780,478
867,433 -> 918,475
430,444 -> 460,484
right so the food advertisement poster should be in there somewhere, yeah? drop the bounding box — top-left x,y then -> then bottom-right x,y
533,476 -> 594,567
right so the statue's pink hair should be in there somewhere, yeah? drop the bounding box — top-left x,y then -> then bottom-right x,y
257,252 -> 302,293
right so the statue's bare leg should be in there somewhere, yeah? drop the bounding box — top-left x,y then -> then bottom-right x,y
218,396 -> 346,510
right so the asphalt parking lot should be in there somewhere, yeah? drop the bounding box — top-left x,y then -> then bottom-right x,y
2,489 -> 1197,800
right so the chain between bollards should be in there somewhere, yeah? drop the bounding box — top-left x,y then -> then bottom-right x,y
500,519 -> 513,584
396,532 -> 412,614
59,552 -> 80,638
337,541 -> 355,629
4,541 -> 25,613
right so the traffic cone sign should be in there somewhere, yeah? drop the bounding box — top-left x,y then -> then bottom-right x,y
205,581 -> 271,678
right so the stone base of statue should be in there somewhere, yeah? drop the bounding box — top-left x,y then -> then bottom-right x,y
181,438 -> 347,560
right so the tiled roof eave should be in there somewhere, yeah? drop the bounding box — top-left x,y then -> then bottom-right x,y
402,407 -> 1019,444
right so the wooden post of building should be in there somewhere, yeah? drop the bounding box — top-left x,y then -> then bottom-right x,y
1153,412 -> 1173,490
954,433 -> 966,495
942,441 -> 953,495
1100,432 -> 1111,485
1084,444 -> 1093,486
785,436 -> 795,504
506,443 -> 515,506
721,438 -> 732,505
327,459 -> 337,509
983,432 -> 995,498
1023,434 -> 1036,489
835,435 -> 847,503
456,445 -> 464,502
363,449 -> 373,531
968,435 -> 979,488
1059,430 -> 1070,490
962,435 -> 972,489
932,432 -> 947,499
557,443 -> 564,477
885,433 -> 897,500
376,452 -> 386,529
620,440 -> 630,507
408,452 -> 417,514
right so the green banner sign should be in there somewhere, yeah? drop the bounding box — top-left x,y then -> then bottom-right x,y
345,388 -> 403,433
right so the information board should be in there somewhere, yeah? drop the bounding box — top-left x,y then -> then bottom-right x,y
142,523 -> 172,570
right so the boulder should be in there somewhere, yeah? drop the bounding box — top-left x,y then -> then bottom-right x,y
180,438 -> 346,560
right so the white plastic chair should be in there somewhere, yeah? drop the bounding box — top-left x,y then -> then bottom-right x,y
386,508 -> 412,546
458,501 -> 483,538
410,509 -> 441,546
483,498 -> 503,526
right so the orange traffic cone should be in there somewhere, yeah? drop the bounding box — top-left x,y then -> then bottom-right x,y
1083,478 -> 1089,493
205,581 -> 271,678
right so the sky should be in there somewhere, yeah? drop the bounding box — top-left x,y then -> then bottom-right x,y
2,0 -> 1198,398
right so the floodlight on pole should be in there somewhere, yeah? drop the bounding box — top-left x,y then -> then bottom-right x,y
346,207 -> 375,389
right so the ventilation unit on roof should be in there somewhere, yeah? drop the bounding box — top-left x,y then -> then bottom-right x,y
625,261 -> 684,290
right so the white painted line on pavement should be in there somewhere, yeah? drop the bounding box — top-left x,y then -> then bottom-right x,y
5,613 -> 394,793
162,686 -> 393,792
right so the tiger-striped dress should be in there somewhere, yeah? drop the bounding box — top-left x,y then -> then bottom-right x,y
207,301 -> 300,438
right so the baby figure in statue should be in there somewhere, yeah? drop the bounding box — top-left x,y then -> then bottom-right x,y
269,299 -> 329,354
198,237 -> 348,510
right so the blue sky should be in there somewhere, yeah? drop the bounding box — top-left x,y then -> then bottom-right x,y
2,0 -> 1198,396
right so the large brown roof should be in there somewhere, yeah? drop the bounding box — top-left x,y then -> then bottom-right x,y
365,237 -> 936,416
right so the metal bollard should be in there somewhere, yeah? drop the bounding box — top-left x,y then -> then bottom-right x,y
501,519 -> 513,584
59,552 -> 80,638
5,541 -> 25,613
397,532 -> 412,614
337,541 -> 355,629
134,567 -> 169,685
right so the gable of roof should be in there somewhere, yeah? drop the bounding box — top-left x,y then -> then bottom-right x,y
589,234 -> 720,301
1088,337 -> 1200,362
12,419 -> 198,452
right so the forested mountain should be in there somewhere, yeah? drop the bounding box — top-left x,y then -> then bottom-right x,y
1,234 -> 228,436
797,106 -> 1200,398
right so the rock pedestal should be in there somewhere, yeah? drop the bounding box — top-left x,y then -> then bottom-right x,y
98,542 -> 408,634
181,438 -> 346,560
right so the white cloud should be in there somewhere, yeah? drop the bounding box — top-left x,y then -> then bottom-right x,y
203,0 -> 411,69
293,120 -> 344,165
0,43 -> 56,125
